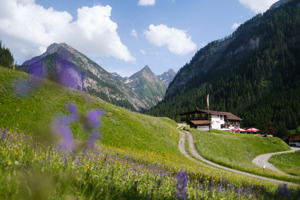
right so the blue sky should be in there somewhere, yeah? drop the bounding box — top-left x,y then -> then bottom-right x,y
0,0 -> 279,76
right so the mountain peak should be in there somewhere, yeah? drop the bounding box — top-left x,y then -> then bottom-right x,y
46,43 -> 69,52
167,68 -> 176,75
130,65 -> 155,80
46,43 -> 74,54
142,65 -> 152,73
157,68 -> 176,85
126,65 -> 167,107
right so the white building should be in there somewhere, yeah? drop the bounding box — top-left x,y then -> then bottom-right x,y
180,108 -> 242,131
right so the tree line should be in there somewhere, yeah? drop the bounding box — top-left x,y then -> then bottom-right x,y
0,41 -> 14,69
147,0 -> 300,139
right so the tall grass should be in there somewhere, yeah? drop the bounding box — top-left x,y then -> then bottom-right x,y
1,129 -> 299,199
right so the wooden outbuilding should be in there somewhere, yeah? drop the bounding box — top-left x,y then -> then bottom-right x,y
190,120 -> 211,131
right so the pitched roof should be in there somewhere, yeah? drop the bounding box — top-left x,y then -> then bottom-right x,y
180,108 -> 242,121
190,120 -> 211,125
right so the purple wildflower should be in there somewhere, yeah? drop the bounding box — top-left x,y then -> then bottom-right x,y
52,116 -> 73,151
157,178 -> 162,187
277,184 -> 290,197
199,184 -> 203,190
176,169 -> 188,199
67,103 -> 79,121
56,65 -> 81,89
2,130 -> 7,141
86,131 -> 99,149
29,63 -> 47,79
86,109 -> 103,128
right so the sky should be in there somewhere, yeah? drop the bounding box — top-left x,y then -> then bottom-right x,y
0,0 -> 280,77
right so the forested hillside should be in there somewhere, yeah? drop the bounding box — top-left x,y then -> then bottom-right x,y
148,0 -> 300,137
0,41 -> 14,68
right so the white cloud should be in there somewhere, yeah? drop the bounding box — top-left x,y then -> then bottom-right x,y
0,0 -> 135,63
140,49 -> 146,54
130,29 -> 137,37
231,23 -> 241,29
144,24 -> 196,56
238,0 -> 279,13
138,0 -> 155,6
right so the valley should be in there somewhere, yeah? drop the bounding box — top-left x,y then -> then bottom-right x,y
0,0 -> 299,199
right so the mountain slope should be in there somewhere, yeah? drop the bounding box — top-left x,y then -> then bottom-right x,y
21,43 -> 149,112
148,0 -> 300,136
126,65 -> 168,107
157,68 -> 176,85
0,66 -> 180,155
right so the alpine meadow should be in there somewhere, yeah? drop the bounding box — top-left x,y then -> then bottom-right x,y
0,0 -> 300,199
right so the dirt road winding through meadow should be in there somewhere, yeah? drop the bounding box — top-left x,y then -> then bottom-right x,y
252,147 -> 300,175
177,125 -> 299,186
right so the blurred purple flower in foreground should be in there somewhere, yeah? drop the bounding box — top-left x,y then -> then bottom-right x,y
67,103 -> 79,121
86,131 -> 100,149
29,62 -> 47,79
87,110 -> 103,128
55,64 -> 82,89
52,116 -> 73,151
15,56 -> 84,97
52,103 -> 103,151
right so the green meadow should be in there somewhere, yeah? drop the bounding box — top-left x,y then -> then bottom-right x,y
187,127 -> 300,183
0,67 -> 299,199
269,151 -> 300,177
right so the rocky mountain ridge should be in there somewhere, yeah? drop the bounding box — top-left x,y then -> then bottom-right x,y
21,43 -> 150,111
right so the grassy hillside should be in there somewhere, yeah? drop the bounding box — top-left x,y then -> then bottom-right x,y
269,151 -> 300,177
1,67 -> 300,199
0,66 -> 179,155
187,128 -> 300,183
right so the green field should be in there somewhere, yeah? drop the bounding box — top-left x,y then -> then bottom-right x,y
1,67 -> 299,199
269,151 -> 300,177
187,127 -> 300,183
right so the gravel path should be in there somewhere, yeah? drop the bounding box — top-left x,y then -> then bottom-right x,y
177,125 -> 299,186
252,147 -> 300,175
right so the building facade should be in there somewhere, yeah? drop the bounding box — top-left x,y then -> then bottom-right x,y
180,108 -> 242,130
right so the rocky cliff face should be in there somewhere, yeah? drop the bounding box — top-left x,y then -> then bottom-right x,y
21,43 -> 149,111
